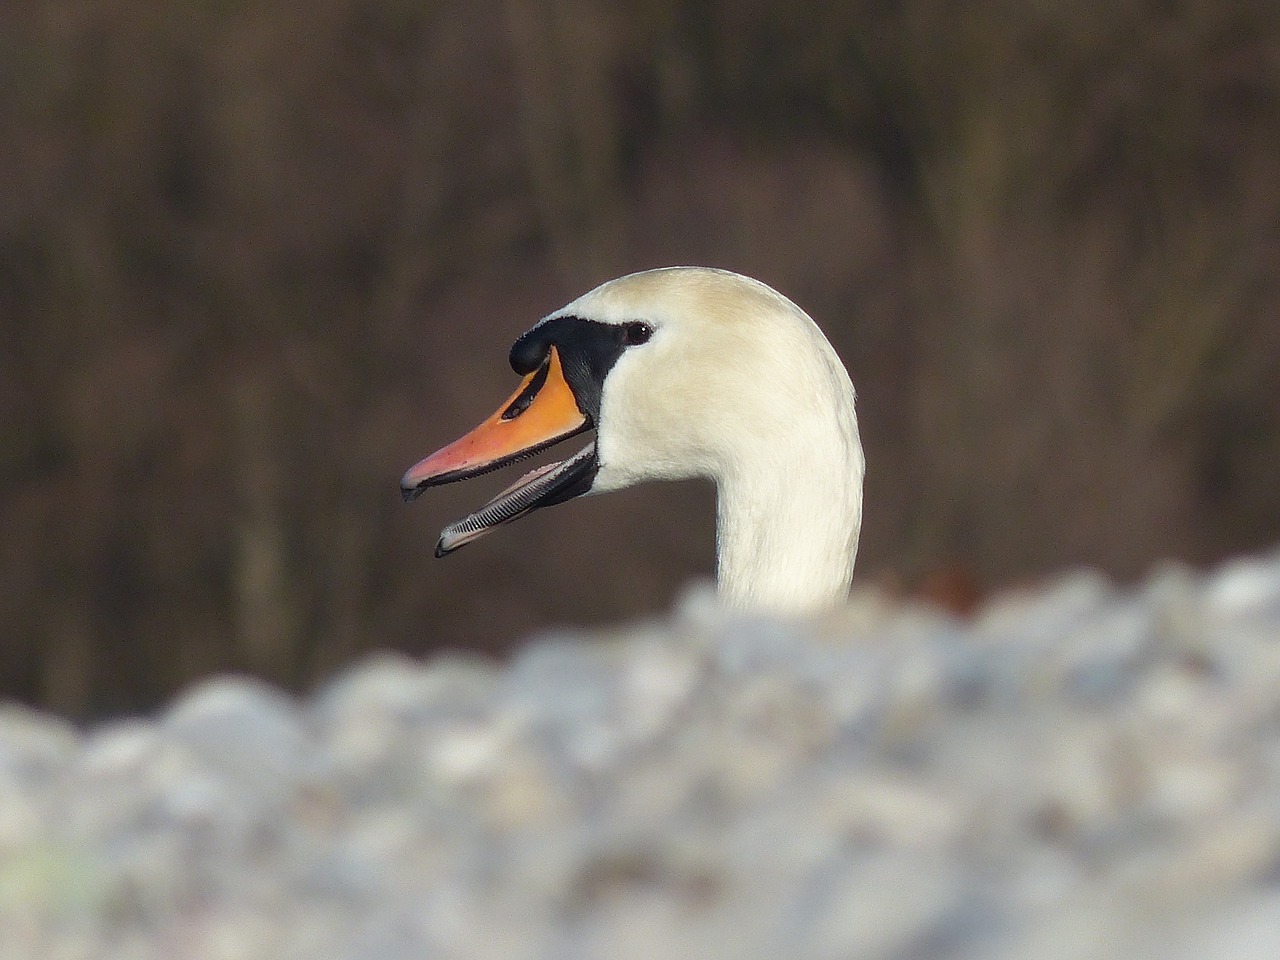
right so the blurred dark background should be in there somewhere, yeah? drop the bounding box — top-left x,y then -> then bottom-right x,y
3,0 -> 1278,717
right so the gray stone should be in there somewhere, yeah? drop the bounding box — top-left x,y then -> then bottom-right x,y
4,550 -> 1280,958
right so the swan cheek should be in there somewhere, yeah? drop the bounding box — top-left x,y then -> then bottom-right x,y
592,402 -> 720,492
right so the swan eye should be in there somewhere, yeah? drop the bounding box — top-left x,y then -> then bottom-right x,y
623,322 -> 653,346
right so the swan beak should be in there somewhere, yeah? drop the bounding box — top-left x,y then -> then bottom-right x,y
401,345 -> 598,557
401,346 -> 588,498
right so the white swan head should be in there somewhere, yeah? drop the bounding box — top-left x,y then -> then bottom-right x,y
402,267 -> 864,614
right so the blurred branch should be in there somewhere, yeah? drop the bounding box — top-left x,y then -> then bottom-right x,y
505,0 -> 622,283
1126,211 -> 1254,438
229,369 -> 304,681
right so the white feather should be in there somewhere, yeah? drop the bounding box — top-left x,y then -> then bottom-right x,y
550,267 -> 864,615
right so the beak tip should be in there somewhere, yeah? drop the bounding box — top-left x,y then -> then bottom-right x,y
401,476 -> 425,502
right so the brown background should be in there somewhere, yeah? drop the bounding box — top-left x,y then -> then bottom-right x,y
3,0 -> 1278,717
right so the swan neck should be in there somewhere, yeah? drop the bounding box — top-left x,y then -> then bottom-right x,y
714,455 -> 861,615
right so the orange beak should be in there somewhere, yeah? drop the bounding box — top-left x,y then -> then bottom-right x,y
400,345 -> 590,501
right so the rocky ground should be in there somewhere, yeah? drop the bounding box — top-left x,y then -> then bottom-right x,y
3,551 -> 1280,959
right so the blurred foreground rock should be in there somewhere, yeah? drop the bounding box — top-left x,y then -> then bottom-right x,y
3,551 -> 1280,959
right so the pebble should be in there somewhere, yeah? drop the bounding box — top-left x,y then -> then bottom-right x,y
1,548 -> 1280,959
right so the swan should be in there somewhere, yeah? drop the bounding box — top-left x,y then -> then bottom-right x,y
401,267 -> 864,614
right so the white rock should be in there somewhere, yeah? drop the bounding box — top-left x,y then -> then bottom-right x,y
9,551 -> 1280,959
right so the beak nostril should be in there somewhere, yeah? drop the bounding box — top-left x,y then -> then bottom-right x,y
501,356 -> 551,420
